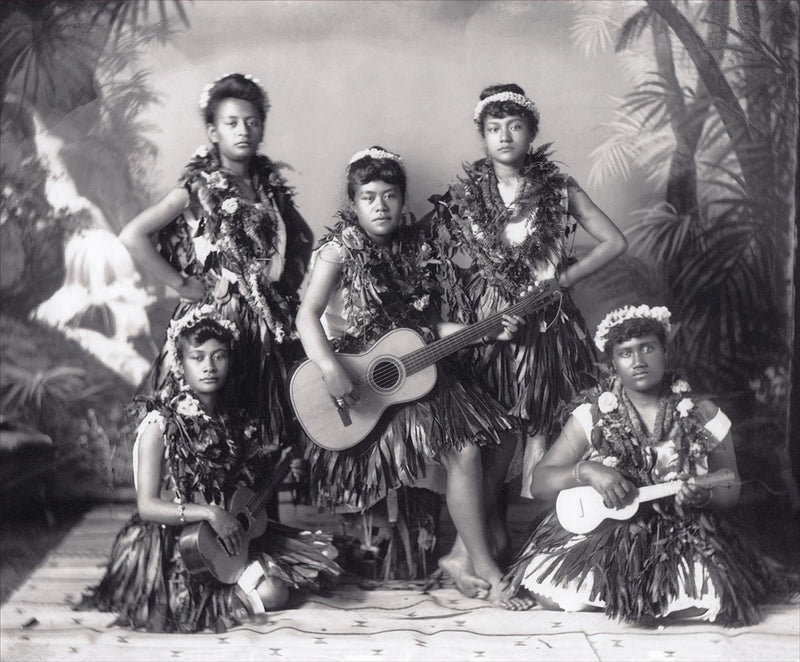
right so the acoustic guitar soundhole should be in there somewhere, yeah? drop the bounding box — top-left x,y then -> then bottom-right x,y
370,359 -> 401,392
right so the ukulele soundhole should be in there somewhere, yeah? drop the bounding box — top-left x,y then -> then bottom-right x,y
369,357 -> 403,393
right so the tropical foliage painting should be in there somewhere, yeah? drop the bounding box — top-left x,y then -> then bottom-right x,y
571,0 -> 798,507
0,1 -> 796,511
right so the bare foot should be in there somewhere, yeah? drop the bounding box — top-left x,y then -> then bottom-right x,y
500,587 -> 537,611
438,553 -> 491,599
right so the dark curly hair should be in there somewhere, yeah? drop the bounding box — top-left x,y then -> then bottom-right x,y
475,83 -> 539,139
176,318 -> 235,360
202,73 -> 269,125
346,146 -> 407,202
604,317 -> 667,356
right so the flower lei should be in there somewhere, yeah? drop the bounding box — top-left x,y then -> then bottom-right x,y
134,389 -> 261,507
177,145 -> 296,342
588,375 -> 714,486
438,145 -> 574,302
320,214 -> 440,353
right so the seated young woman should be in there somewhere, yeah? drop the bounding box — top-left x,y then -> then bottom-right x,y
503,304 -> 791,626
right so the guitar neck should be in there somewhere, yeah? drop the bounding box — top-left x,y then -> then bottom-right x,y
401,285 -> 558,375
246,454 -> 293,515
637,469 -> 735,504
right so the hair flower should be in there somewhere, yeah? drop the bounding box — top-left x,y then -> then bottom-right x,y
194,145 -> 209,158
221,198 -> 239,214
602,456 -> 620,468
594,304 -> 672,352
470,223 -> 485,241
671,379 -> 691,395
598,391 -> 619,413
341,225 -> 365,250
676,398 -> 695,418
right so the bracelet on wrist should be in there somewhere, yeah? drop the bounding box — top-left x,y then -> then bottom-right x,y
573,460 -> 586,484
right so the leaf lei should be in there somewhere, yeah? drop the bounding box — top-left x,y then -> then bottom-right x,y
440,145 -> 574,301
320,213 -> 441,353
177,148 -> 296,342
133,391 -> 260,507
587,376 -> 716,486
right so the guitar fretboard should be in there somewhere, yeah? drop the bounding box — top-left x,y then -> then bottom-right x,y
399,286 -> 559,375
637,470 -> 735,503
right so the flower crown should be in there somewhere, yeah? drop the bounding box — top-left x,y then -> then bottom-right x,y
347,148 -> 404,169
594,304 -> 672,352
473,91 -> 540,125
166,305 -> 240,378
198,73 -> 264,112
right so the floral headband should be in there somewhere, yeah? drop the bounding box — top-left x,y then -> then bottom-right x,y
593,304 -> 672,353
198,73 -> 263,112
347,148 -> 404,169
473,91 -> 540,125
166,305 -> 239,378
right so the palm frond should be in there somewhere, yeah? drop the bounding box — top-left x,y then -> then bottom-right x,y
615,6 -> 654,52
569,2 -> 624,58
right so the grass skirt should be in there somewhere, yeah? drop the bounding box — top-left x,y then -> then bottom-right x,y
307,360 -> 515,509
465,275 -> 595,439
506,505 -> 785,627
81,514 -> 341,633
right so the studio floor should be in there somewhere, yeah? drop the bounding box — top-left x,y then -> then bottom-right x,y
1,498 -> 798,662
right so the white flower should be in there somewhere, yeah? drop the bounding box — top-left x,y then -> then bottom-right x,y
412,294 -> 430,311
593,304 -> 672,352
175,394 -> 202,418
207,171 -> 228,190
504,219 -> 528,246
341,225 -> 365,250
671,379 -> 691,394
221,198 -> 239,214
273,325 -> 285,344
598,391 -> 619,413
602,456 -> 620,468
470,223 -> 485,241
192,234 -> 216,264
676,397 -> 695,418
194,144 -> 209,158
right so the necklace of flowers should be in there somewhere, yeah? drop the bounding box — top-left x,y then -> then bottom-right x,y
322,214 -> 437,352
157,387 -> 259,506
445,144 -> 573,300
592,376 -> 714,485
182,145 -> 295,342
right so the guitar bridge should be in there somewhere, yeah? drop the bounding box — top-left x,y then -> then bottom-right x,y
338,407 -> 352,427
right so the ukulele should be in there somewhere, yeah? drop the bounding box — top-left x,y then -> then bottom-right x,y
556,468 -> 736,534
289,281 -> 560,451
179,452 -> 293,584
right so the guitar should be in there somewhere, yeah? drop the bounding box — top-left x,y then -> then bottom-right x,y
555,468 -> 736,534
289,281 -> 560,451
179,452 -> 292,584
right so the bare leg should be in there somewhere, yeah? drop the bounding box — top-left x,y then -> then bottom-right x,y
480,432 -> 519,563
440,444 -> 510,603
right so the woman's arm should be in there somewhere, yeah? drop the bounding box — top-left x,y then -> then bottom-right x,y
295,246 -> 358,405
118,187 -> 205,301
532,415 -> 635,508
558,184 -> 628,289
675,401 -> 741,511
436,314 -> 523,344
135,419 -> 244,554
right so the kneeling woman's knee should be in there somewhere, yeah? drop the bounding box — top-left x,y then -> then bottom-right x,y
257,576 -> 289,610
